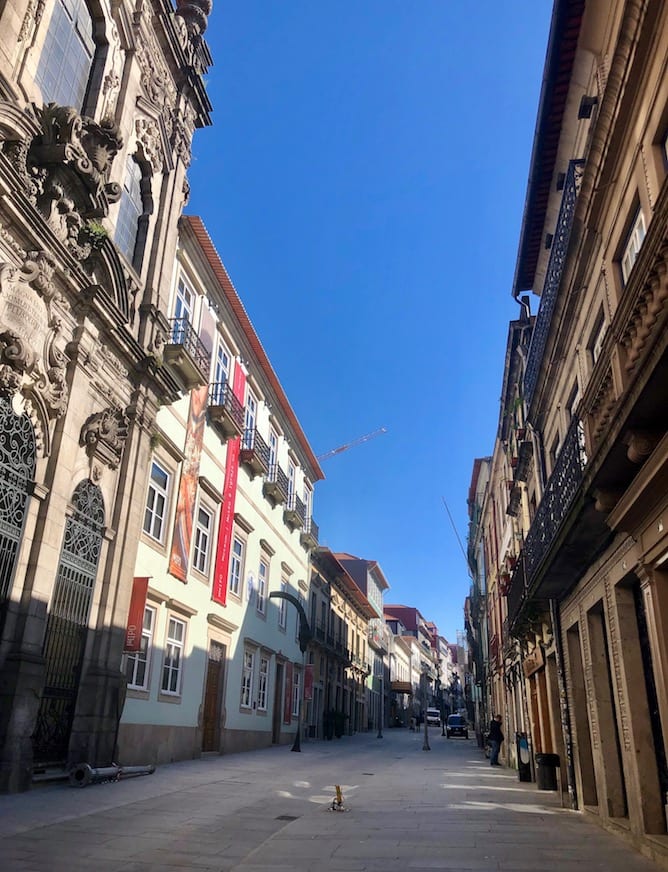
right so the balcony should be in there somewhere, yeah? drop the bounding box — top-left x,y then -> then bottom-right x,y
284,493 -> 306,529
208,381 -> 244,441
524,159 -> 584,409
163,317 -> 211,390
314,621 -> 326,643
239,427 -> 270,477
263,464 -> 289,505
300,516 -> 319,550
507,414 -> 611,632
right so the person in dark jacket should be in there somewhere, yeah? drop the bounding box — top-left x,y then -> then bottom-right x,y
489,714 -> 504,766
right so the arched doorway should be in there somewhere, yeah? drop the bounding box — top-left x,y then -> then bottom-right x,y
33,479 -> 105,766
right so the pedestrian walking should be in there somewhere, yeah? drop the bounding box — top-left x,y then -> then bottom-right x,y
488,714 -> 504,766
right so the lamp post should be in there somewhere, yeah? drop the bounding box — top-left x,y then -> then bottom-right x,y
269,591 -> 312,752
377,649 -> 384,739
422,670 -> 430,751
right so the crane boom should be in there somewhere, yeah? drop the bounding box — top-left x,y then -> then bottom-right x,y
317,427 -> 388,462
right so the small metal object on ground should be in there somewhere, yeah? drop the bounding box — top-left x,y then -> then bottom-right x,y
68,763 -> 155,787
330,784 -> 347,811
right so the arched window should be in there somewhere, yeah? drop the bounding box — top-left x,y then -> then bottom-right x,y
33,479 -> 105,765
35,0 -> 95,110
0,398 -> 36,608
115,157 -> 144,264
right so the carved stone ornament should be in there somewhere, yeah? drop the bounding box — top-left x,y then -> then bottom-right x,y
80,407 -> 130,470
23,105 -> 123,250
625,430 -> 661,464
175,0 -> 213,38
135,118 -> 164,174
0,251 -> 70,449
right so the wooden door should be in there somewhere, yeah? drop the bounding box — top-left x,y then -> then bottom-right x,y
202,641 -> 225,752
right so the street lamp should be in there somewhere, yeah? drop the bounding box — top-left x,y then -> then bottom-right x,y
377,649 -> 384,739
421,670 -> 430,752
269,591 -> 312,752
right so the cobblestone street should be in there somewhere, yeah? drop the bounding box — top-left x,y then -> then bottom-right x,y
0,727 -> 662,871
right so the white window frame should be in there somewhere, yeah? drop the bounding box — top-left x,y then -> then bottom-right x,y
257,558 -> 268,616
143,460 -> 170,543
244,390 -> 257,433
174,275 -> 194,322
257,656 -> 269,711
269,429 -> 278,467
288,460 -> 296,499
192,503 -> 213,576
125,605 -> 156,690
161,616 -> 186,696
621,209 -> 646,284
241,649 -> 255,708
303,483 -> 312,521
278,579 -> 288,630
214,338 -> 232,386
229,535 -> 245,598
292,667 -> 301,717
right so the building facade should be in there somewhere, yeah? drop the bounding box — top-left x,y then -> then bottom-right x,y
0,0 -> 213,791
118,216 -> 323,762
479,0 -> 668,863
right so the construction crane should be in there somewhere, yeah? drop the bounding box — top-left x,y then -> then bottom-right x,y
317,427 -> 388,462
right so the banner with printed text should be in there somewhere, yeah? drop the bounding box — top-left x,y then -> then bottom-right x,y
123,577 -> 149,652
211,360 -> 247,605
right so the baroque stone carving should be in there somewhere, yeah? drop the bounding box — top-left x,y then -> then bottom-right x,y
175,0 -> 212,38
25,105 -> 123,250
135,118 -> 164,174
0,252 -> 70,450
80,407 -> 130,470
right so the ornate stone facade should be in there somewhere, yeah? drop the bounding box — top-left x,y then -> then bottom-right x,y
0,0 -> 212,792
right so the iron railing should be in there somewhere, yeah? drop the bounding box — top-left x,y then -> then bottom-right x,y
301,517 -> 319,544
507,415 -> 587,626
209,381 -> 244,431
168,317 -> 211,380
265,464 -> 289,502
285,494 -> 306,525
524,159 -> 585,407
241,427 -> 270,469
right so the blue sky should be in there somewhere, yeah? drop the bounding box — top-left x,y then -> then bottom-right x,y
188,2 -> 553,643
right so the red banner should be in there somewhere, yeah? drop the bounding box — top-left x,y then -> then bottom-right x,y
169,385 -> 209,581
212,361 -> 247,605
304,664 -> 313,701
123,577 -> 149,652
283,661 -> 293,725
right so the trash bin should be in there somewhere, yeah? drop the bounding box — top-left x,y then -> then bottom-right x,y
535,753 -> 560,790
516,732 -> 532,782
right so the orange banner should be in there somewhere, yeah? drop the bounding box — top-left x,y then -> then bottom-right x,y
124,577 -> 149,652
168,385 -> 209,581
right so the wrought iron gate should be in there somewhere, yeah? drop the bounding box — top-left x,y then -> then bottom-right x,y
33,480 -> 105,766
0,397 -> 36,609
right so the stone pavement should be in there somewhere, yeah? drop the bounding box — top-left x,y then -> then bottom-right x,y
0,726 -> 662,871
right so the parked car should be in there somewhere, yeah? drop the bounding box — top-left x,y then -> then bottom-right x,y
446,714 -> 469,739
426,708 -> 441,726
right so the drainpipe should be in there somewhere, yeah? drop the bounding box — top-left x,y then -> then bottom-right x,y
550,598 -> 578,810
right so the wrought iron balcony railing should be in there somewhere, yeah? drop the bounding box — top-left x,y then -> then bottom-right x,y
208,381 -> 244,439
239,427 -> 270,476
300,516 -> 319,549
168,317 -> 211,379
163,317 -> 211,387
524,159 -> 585,408
263,463 -> 289,504
284,493 -> 306,529
507,415 -> 587,627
